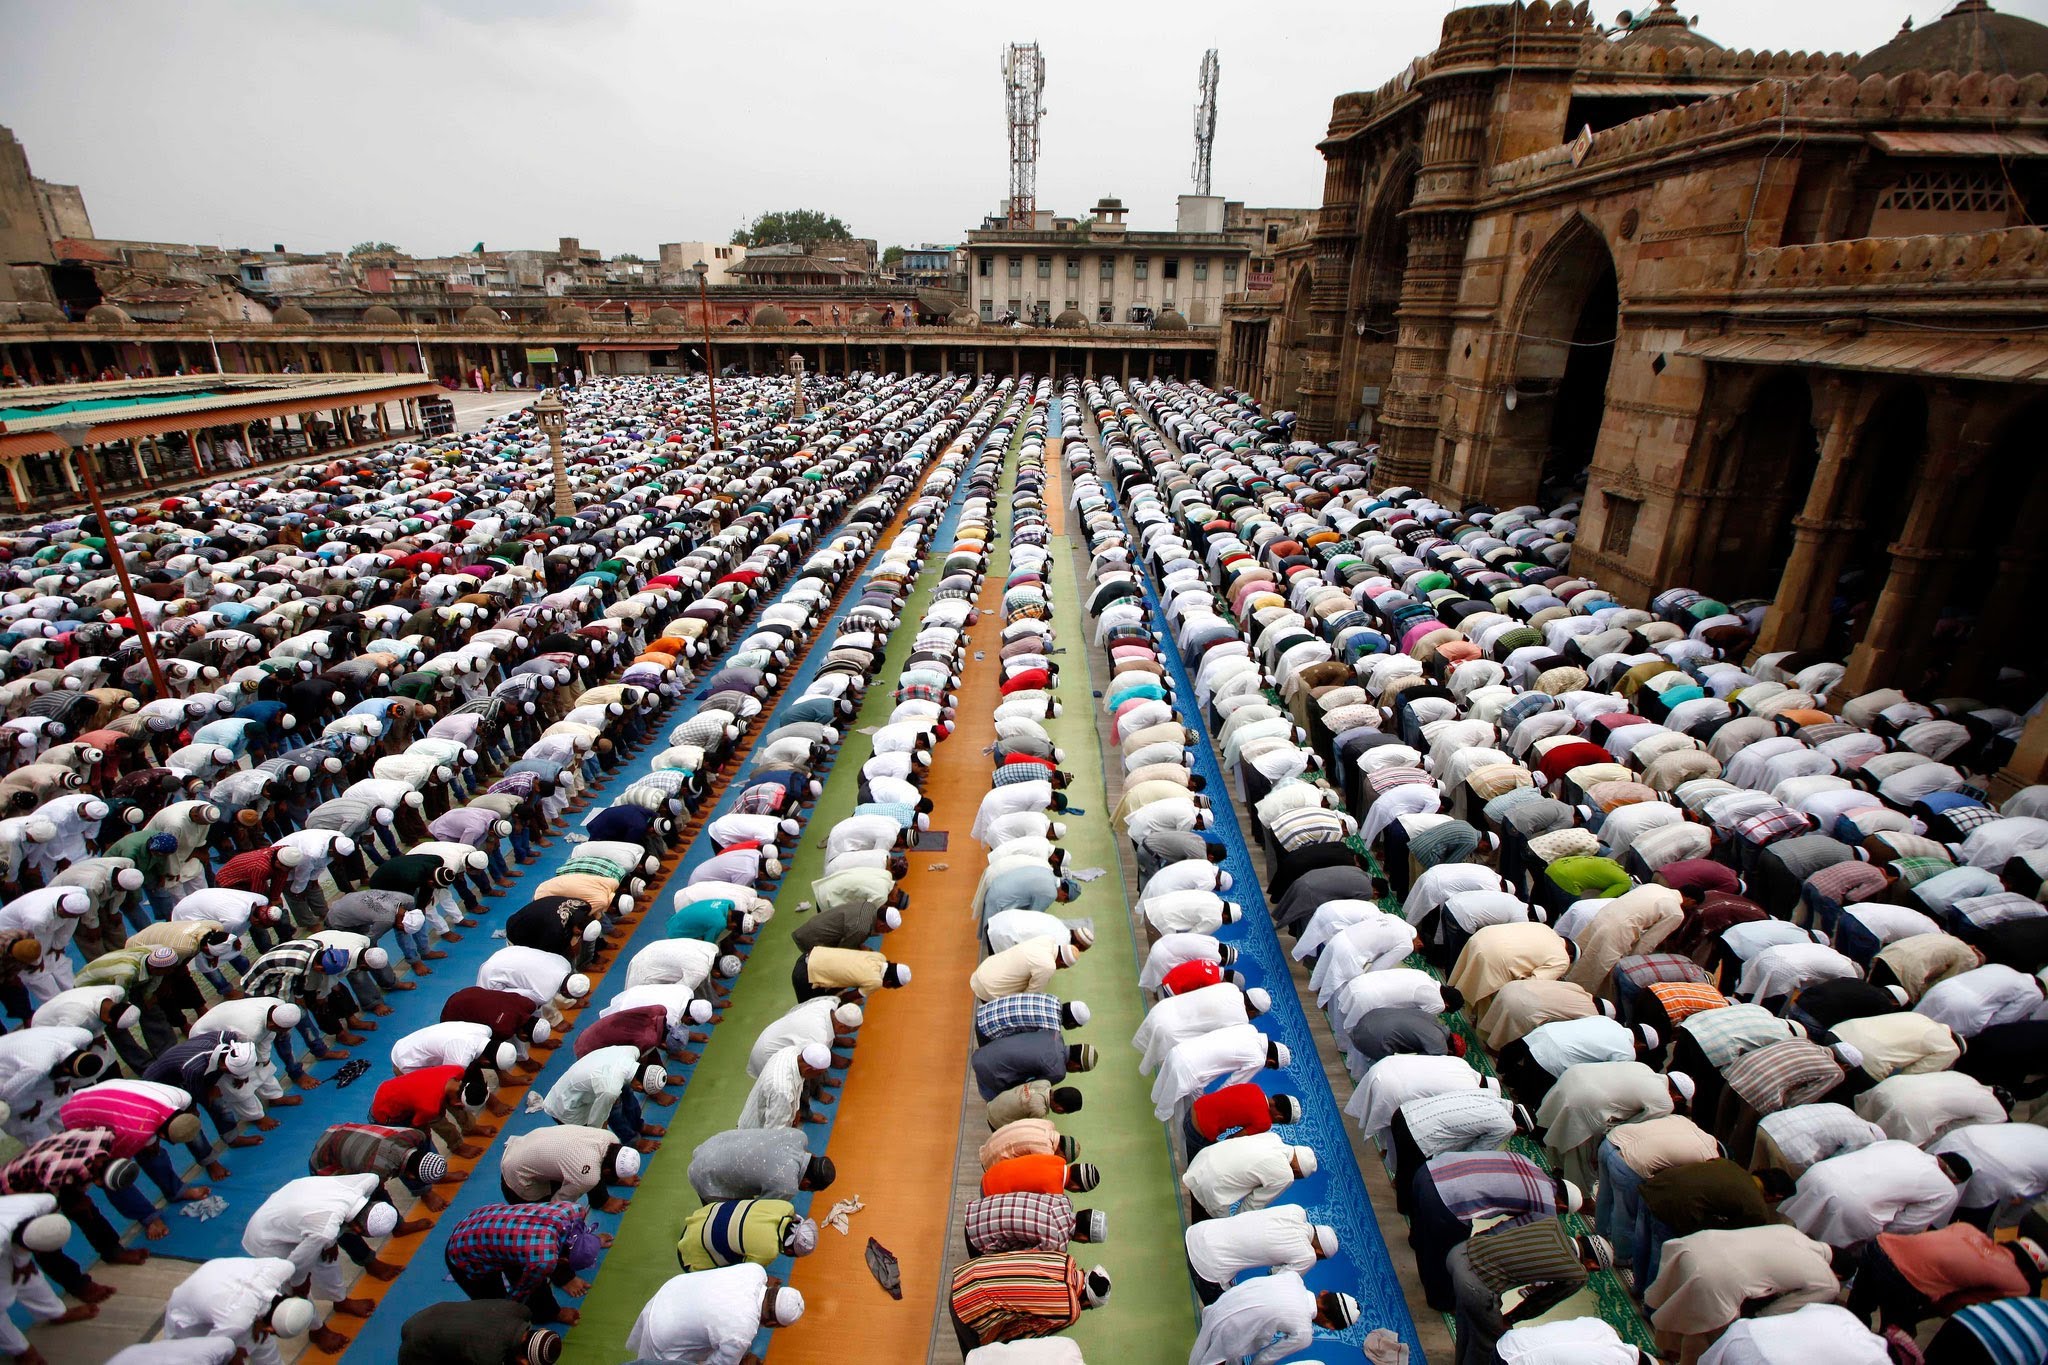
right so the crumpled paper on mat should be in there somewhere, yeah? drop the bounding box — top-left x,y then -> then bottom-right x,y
180,1195 -> 228,1221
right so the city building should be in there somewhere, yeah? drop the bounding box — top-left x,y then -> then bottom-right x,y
1228,0 -> 2048,713
895,242 -> 966,291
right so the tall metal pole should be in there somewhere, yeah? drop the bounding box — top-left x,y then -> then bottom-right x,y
53,424 -> 170,698
695,266 -> 721,449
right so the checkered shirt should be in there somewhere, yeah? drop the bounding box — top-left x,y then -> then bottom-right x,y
963,1192 -> 1076,1255
1734,807 -> 1812,848
974,993 -> 1067,1042
0,1130 -> 119,1195
444,1201 -> 584,1300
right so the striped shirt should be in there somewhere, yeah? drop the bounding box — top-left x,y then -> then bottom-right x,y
962,1192 -> 1077,1255
676,1199 -> 797,1271
1461,1219 -> 1587,1295
1756,1103 -> 1887,1176
1681,1003 -> 1800,1070
309,1123 -> 426,1179
1645,981 -> 1726,1026
1398,1091 -> 1517,1160
1947,1297 -> 2048,1365
974,993 -> 1066,1042
948,1250 -> 1082,1344
1425,1152 -> 1560,1225
1613,954 -> 1710,992
1722,1040 -> 1845,1115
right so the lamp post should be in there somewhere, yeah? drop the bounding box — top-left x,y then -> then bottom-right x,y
49,422 -> 170,698
693,260 -> 721,450
532,389 -> 571,518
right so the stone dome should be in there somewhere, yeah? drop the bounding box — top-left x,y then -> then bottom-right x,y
1053,308 -> 1088,329
462,304 -> 505,328
553,304 -> 592,328
1852,0 -> 2048,79
1151,308 -> 1190,332
85,304 -> 132,329
1613,1 -> 1722,50
751,304 -> 790,328
17,302 -> 65,324
273,302 -> 314,326
182,298 -> 231,324
851,306 -> 886,326
361,304 -> 404,326
650,306 -> 686,327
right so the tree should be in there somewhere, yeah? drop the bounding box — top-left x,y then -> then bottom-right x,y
882,245 -> 905,268
614,252 -> 646,263
731,210 -> 853,247
349,241 -> 401,257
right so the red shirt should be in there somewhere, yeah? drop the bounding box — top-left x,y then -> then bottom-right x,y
1190,1083 -> 1275,1141
371,1065 -> 462,1126
1161,959 -> 1225,997
1001,669 -> 1052,696
1536,741 -> 1613,783
981,1153 -> 1067,1198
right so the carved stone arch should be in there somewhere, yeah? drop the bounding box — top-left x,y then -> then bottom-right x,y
1350,147 -> 1421,339
1472,213 -> 1621,507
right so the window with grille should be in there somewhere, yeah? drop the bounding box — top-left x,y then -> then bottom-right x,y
1065,259 -> 1079,278
1135,260 -> 1149,280
1008,256 -> 1022,276
1099,258 -> 1114,279
1876,169 -> 2008,216
1603,493 -> 1641,556
1036,256 -> 1052,278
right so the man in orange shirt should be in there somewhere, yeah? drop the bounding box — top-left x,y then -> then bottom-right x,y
979,1153 -> 1100,1198
1847,1224 -> 2043,1336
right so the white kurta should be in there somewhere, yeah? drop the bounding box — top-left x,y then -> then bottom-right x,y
1152,1022 -> 1270,1120
625,938 -> 721,991
163,1256 -> 300,1365
240,1173 -> 381,1299
542,1045 -> 641,1128
1187,1269 -> 1315,1365
1779,1140 -> 1963,1248
1133,985 -> 1252,1076
746,998 -> 837,1078
624,1264 -> 766,1365
738,1045 -> 807,1130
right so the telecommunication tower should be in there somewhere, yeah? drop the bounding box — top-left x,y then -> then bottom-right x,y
1003,43 -> 1046,229
1192,49 -> 1219,197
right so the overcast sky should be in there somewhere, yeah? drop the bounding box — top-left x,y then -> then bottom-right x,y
3,0 -> 2043,257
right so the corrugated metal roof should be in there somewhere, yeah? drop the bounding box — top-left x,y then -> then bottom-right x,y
1868,130 -> 2048,157
1679,331 -> 2048,382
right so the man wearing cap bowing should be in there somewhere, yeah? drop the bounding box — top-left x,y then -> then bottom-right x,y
239,1173 -> 401,1349
1184,1204 -> 1338,1305
974,857 -> 1079,921
1409,1149 -> 1584,1309
972,1030 -> 1099,1101
309,1121 -> 457,1214
1152,1022 -> 1290,1121
501,1125 -> 641,1214
962,1191 -> 1107,1258
789,945 -> 911,1002
370,1064 -> 495,1159
1182,1131 -> 1315,1222
163,1255 -> 315,1365
747,997 -> 862,1080
740,1042 -> 834,1130
676,1198 -> 818,1272
0,1193 -> 87,1363
397,1300 -> 563,1365
948,1251 -> 1110,1354
686,1128 -> 836,1205
972,935 -> 1084,1003
625,1263 -> 803,1363
983,911 -> 1094,960
390,1021 -> 521,1116
1189,1269 -> 1357,1365
1134,982 -> 1272,1076
542,1044 -> 669,1152
1495,1016 -> 1664,1107
444,1200 -> 611,1326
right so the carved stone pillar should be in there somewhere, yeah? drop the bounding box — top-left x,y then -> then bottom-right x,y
1840,388 -> 1987,695
1754,378 -> 1868,654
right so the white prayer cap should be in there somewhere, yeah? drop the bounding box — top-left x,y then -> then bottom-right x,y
770,1287 -> 805,1326
832,1002 -> 864,1029
798,1043 -> 832,1071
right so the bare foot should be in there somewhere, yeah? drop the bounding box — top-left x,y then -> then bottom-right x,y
77,1280 -> 115,1304
554,1309 -> 581,1326
51,1304 -> 98,1325
204,1160 -> 230,1179
337,1031 -> 366,1046
441,1169 -> 469,1184
423,1191 -> 450,1212
640,1123 -> 667,1138
111,1244 -> 152,1261
272,1094 -> 304,1107
310,1327 -> 351,1353
633,1139 -> 659,1154
255,1116 -> 281,1131
332,1297 -> 376,1318
228,1134 -> 264,1149
369,1003 -> 394,1017
599,1196 -> 629,1214
145,1218 -> 172,1240
389,980 -> 418,991
454,1143 -> 484,1159
422,949 -> 448,961
392,1218 -> 430,1237
650,1091 -> 677,1107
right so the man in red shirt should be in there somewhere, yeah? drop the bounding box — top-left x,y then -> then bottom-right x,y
1184,1083 -> 1306,1156
371,1065 -> 493,1158
1160,957 -> 1245,997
